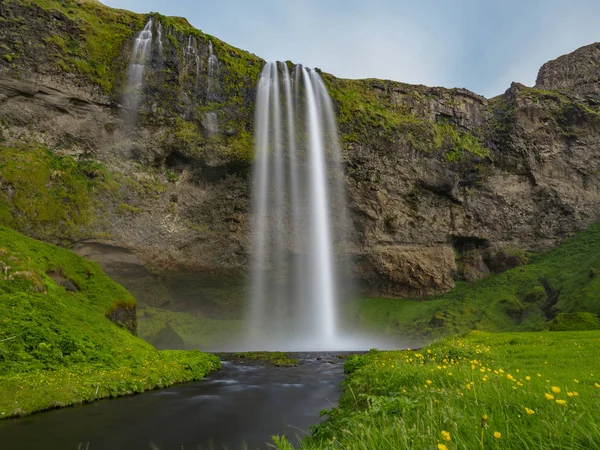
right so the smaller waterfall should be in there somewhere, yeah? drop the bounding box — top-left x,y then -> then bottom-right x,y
183,36 -> 201,90
207,41 -> 219,99
124,19 -> 153,114
156,22 -> 164,57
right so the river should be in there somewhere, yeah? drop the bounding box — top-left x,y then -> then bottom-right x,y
0,353 -> 347,450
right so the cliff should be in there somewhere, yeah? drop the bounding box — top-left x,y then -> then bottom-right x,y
1,0 -> 599,303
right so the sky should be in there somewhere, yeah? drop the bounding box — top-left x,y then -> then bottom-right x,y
100,0 -> 600,98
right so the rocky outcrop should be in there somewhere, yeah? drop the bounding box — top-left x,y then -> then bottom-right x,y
1,0 -> 600,301
536,43 -> 600,100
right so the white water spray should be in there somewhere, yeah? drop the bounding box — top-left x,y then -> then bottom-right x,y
124,19 -> 153,113
248,62 -> 354,350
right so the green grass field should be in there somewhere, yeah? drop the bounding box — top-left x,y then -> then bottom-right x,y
276,330 -> 600,450
0,227 -> 219,418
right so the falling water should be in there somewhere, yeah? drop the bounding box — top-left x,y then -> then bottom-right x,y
184,36 -> 201,86
156,21 -> 163,57
248,62 -> 353,350
207,41 -> 219,99
124,19 -> 153,113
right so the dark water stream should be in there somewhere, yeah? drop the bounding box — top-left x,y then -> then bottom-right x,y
0,354 -> 346,450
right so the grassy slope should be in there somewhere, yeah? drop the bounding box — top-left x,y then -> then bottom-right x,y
0,226 -> 219,418
276,330 -> 600,450
343,221 -> 600,341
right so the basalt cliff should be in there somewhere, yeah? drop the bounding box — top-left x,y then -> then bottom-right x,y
1,0 -> 599,308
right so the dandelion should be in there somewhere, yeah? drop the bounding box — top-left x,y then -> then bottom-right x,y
525,407 -> 535,415
555,400 -> 567,406
551,386 -> 561,394
438,444 -> 448,450
595,383 -> 600,389
573,391 -> 579,397
574,379 -> 579,383
427,380 -> 433,385
494,431 -> 501,439
441,430 -> 451,441
526,376 -> 531,381
545,393 -> 555,400
567,392 -> 574,397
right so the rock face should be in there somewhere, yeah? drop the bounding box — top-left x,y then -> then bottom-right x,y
536,43 -> 600,100
1,0 -> 600,301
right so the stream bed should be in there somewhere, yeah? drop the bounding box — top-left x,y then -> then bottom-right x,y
0,353 -> 347,450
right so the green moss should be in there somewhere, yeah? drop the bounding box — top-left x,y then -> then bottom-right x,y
228,352 -> 299,367
434,123 -> 491,162
549,312 -> 600,331
0,226 -> 220,418
23,0 -> 144,92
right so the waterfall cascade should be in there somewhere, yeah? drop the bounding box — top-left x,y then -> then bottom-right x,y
124,19 -> 153,113
248,62 -> 353,350
207,41 -> 219,99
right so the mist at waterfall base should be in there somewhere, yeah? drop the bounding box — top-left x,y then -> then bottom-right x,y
245,62 -> 393,352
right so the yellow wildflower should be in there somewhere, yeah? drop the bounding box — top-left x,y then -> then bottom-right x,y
551,386 -> 561,394
567,392 -> 574,397
545,393 -> 555,400
494,431 -> 501,439
555,400 -> 567,406
595,383 -> 600,388
441,430 -> 451,442
525,407 -> 535,415
427,380 -> 433,385
573,391 -> 579,397
574,379 -> 579,383
438,444 -> 448,450
526,376 -> 531,381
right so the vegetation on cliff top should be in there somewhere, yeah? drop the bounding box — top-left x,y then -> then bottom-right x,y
346,220 -> 600,340
276,330 -> 600,449
0,226 -> 219,418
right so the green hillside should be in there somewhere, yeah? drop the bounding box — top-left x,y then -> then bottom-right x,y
346,221 -> 600,340
0,226 -> 219,418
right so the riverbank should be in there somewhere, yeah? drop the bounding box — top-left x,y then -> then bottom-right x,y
279,330 -> 600,449
0,353 -> 345,449
0,226 -> 219,418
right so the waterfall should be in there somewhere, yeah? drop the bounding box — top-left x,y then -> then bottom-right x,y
124,18 -> 153,114
207,41 -> 219,100
156,21 -> 163,57
248,62 -> 353,350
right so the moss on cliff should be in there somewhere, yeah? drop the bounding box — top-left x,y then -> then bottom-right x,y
0,144 -> 162,244
0,226 -> 220,418
8,0 -> 143,92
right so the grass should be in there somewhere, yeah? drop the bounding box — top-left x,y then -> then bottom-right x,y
0,226 -> 220,418
226,352 -> 299,367
138,306 -> 245,350
275,330 -> 600,449
342,220 -> 600,341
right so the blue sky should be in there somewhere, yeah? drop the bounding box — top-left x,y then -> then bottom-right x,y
101,0 -> 600,97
